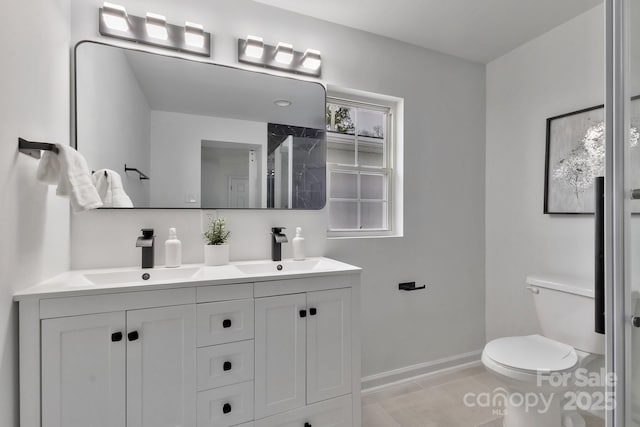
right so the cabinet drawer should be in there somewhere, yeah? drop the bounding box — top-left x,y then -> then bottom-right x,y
197,299 -> 254,346
254,394 -> 352,427
197,340 -> 254,391
197,381 -> 254,427
196,283 -> 253,303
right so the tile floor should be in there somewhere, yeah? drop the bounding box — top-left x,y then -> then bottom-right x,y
361,365 -> 605,427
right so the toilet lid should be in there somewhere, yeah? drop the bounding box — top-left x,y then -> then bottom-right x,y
484,335 -> 578,372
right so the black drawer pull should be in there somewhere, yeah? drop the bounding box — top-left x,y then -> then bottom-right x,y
223,403 -> 232,414
222,319 -> 232,328
309,308 -> 317,316
111,332 -> 123,342
304,423 -> 312,427
127,331 -> 139,341
299,309 -> 307,318
223,361 -> 232,371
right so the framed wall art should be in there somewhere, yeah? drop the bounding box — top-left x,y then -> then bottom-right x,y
544,96 -> 640,214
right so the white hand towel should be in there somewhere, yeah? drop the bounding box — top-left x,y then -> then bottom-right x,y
36,144 -> 103,213
92,169 -> 134,208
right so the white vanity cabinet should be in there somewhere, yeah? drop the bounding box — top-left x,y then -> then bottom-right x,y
254,288 -> 352,420
40,304 -> 196,427
15,259 -> 361,427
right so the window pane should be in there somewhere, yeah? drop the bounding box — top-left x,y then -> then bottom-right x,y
330,172 -> 358,199
361,174 -> 385,200
357,109 -> 385,139
326,104 -> 355,135
358,140 -> 384,167
329,201 -> 358,229
328,138 -> 355,165
361,202 -> 386,229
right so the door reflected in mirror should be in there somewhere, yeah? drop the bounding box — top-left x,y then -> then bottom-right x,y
74,42 -> 326,209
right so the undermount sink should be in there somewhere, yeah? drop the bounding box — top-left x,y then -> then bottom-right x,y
234,259 -> 324,275
84,267 -> 201,286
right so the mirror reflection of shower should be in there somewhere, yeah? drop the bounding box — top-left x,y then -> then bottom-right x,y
267,124 -> 326,209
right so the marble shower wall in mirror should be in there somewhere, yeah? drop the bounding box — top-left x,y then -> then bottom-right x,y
75,42 -> 326,209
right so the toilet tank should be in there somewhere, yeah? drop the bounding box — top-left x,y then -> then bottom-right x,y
527,274 -> 605,355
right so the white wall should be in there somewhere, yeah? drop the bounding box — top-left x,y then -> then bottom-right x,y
486,5 -> 605,340
76,44 -> 151,206
0,0 -> 71,425
70,0 -> 486,379
149,111 -> 267,207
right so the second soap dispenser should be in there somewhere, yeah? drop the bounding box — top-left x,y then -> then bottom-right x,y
165,227 -> 182,268
292,227 -> 305,261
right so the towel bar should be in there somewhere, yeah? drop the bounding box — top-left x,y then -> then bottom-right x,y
124,164 -> 150,180
18,137 -> 59,159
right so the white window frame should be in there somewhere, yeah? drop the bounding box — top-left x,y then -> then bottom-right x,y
326,94 -> 399,238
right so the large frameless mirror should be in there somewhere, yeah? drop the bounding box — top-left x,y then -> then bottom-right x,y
74,41 -> 326,209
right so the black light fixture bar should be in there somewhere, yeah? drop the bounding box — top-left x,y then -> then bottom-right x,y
237,39 -> 321,77
98,7 -> 211,57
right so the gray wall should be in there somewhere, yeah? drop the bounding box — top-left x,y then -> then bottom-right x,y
70,0 -> 486,380
485,5 -> 605,341
0,0 -> 71,424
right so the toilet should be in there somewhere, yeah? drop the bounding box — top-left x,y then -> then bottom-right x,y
482,274 -> 604,427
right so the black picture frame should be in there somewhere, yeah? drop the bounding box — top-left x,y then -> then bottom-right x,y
544,96 -> 640,214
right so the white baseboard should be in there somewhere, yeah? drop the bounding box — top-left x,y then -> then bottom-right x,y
361,349 -> 483,394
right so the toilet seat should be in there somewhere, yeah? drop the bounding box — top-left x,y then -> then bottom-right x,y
484,334 -> 578,373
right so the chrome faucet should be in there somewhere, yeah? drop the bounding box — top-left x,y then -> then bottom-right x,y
271,227 -> 288,261
136,228 -> 155,269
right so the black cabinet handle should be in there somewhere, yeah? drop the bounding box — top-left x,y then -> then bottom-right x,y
304,423 -> 312,427
111,332 -> 123,342
223,361 -> 232,371
127,331 -> 139,341
222,403 -> 232,414
309,308 -> 317,316
299,309 -> 307,318
222,319 -> 232,328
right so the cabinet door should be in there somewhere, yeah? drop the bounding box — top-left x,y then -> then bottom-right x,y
307,288 -> 352,404
127,304 -> 196,427
255,294 -> 307,419
41,312 -> 126,427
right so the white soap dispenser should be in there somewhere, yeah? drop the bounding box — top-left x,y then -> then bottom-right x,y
292,227 -> 305,261
165,227 -> 182,268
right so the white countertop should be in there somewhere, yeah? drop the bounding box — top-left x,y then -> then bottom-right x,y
14,257 -> 361,301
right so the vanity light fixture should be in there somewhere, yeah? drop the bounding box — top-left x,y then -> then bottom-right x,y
238,37 -> 322,77
145,12 -> 168,40
302,49 -> 322,71
184,21 -> 205,48
244,35 -> 265,59
98,3 -> 211,57
102,2 -> 129,31
275,42 -> 294,65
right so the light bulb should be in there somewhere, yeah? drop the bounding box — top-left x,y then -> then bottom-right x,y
302,49 -> 322,70
102,2 -> 128,32
146,12 -> 168,40
245,35 -> 264,59
275,42 -> 294,65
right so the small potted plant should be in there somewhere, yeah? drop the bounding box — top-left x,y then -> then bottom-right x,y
203,217 -> 231,266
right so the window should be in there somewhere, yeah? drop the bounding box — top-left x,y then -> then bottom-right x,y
326,95 -> 397,236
